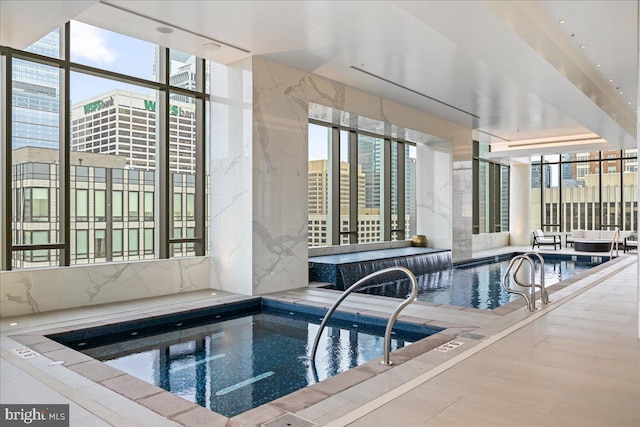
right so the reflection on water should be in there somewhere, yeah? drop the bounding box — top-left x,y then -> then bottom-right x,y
356,259 -> 598,309
75,309 -> 431,418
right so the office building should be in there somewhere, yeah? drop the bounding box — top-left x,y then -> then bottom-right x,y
71,89 -> 197,173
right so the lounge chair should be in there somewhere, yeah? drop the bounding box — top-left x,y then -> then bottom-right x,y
624,235 -> 637,253
532,229 -> 559,250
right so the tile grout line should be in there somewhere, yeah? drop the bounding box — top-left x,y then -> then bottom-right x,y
0,347 -> 153,427
322,257 -> 636,427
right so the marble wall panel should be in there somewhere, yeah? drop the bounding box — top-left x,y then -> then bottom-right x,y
472,232 -> 511,252
0,257 -> 211,318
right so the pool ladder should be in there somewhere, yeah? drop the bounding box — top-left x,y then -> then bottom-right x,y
502,252 -> 549,312
309,266 -> 418,366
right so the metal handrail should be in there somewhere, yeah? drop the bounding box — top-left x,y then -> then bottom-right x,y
309,266 -> 418,366
502,256 -> 535,311
501,252 -> 549,311
610,228 -> 620,258
522,251 -> 549,304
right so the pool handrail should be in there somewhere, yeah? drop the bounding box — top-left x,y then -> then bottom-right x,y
502,252 -> 549,311
610,228 -> 620,258
309,266 -> 418,366
520,251 -> 549,304
502,256 -> 535,311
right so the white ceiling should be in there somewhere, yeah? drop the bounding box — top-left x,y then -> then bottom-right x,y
2,0 -> 637,159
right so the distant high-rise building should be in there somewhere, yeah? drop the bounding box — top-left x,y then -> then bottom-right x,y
153,47 -> 198,104
357,136 -> 382,209
11,30 -> 60,149
71,89 -> 196,173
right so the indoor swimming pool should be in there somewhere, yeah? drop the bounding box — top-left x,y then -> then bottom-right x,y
49,300 -> 441,418
355,254 -> 604,309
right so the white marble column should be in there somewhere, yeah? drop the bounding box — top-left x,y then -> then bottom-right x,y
210,58 -> 256,295
452,140 -> 473,262
509,162 -> 532,246
417,141 -> 452,249
210,57 -> 308,295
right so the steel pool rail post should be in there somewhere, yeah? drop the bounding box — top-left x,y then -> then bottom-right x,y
523,251 -> 549,304
310,266 -> 418,366
501,252 -> 549,311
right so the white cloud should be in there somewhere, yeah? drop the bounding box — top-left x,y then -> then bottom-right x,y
70,22 -> 117,66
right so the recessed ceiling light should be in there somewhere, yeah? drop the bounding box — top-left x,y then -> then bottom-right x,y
9,322 -> 18,326
596,64 -> 602,67
156,26 -> 173,34
559,19 -> 567,24
619,91 -> 624,94
203,42 -> 222,51
628,102 -> 632,105
579,44 -> 587,48
609,79 -> 613,82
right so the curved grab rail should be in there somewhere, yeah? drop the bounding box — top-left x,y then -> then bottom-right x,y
610,228 -> 620,258
502,257 -> 534,311
310,266 -> 418,366
502,252 -> 550,311
511,255 -> 534,290
522,251 -> 548,304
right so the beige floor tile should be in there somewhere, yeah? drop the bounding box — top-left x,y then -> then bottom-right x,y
70,415 -> 113,427
529,322 -> 620,343
539,335 -> 640,364
543,313 -> 575,326
566,317 -> 637,334
349,405 -> 432,426
611,333 -> 640,347
356,384 -> 462,424
295,394 -> 353,422
555,307 -> 633,323
547,391 -> 639,426
424,394 -> 550,427
590,355 -> 640,381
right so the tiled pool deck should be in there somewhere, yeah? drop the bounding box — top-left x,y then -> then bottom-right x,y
1,246 -> 638,426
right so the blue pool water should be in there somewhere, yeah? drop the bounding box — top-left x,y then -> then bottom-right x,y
50,300 -> 440,418
356,255 -> 602,309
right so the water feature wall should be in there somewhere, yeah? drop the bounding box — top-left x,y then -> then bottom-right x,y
337,251 -> 453,290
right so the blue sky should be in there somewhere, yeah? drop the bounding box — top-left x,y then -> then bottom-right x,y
69,21 -> 158,103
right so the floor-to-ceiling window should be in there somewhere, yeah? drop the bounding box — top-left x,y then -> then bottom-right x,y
1,22 -> 209,270
530,150 -> 637,232
472,141 -> 510,234
405,145 -> 417,239
543,154 -> 561,232
307,106 -> 419,247
307,123 -> 331,247
357,134 -> 383,243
